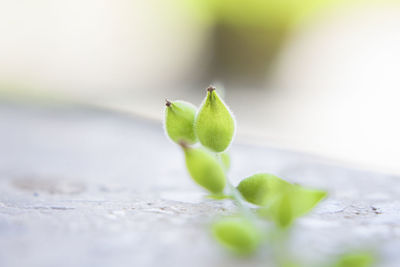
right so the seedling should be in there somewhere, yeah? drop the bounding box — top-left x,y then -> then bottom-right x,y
164,86 -> 374,266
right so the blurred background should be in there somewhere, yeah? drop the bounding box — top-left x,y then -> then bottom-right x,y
1,0 -> 400,174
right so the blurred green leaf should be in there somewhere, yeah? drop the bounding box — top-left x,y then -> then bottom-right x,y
291,185 -> 327,217
181,0 -> 400,29
260,185 -> 327,228
330,251 -> 375,267
263,191 -> 294,228
182,0 -> 346,27
212,217 -> 260,255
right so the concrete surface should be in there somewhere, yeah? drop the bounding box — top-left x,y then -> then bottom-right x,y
0,102 -> 399,267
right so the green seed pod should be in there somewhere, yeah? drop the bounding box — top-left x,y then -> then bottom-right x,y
164,99 -> 197,144
237,173 -> 291,206
183,146 -> 226,194
212,217 -> 260,255
195,87 -> 235,152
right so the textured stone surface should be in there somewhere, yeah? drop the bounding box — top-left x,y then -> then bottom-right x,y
0,102 -> 399,267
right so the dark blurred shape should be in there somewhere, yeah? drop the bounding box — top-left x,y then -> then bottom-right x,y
178,0 -> 322,87
209,23 -> 287,88
179,0 -> 376,87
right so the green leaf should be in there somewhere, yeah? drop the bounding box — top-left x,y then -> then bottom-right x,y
290,185 -> 327,217
165,100 -> 197,144
331,252 -> 375,267
212,217 -> 260,255
237,173 -> 291,206
265,192 -> 294,228
259,184 -> 327,228
184,147 -> 226,194
195,87 -> 235,152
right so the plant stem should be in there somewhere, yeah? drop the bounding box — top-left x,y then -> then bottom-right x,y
226,180 -> 258,222
214,152 -> 257,221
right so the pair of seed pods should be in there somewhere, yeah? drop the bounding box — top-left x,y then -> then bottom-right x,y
165,87 -> 234,194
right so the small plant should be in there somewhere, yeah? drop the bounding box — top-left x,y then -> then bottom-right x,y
164,86 -> 374,267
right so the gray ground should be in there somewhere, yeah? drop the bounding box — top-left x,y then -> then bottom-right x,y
0,102 -> 399,267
